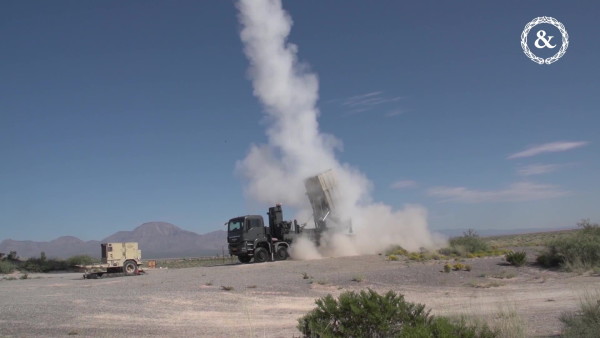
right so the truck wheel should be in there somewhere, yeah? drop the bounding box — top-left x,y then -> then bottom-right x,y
253,248 -> 268,263
238,255 -> 251,264
123,261 -> 138,276
275,246 -> 288,261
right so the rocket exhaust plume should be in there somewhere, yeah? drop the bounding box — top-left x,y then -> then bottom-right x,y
236,0 -> 442,258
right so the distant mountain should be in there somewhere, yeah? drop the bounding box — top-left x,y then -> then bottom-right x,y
102,222 -> 226,258
0,237 -> 100,260
0,223 -> 226,259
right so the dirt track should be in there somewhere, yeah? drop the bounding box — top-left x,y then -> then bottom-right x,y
0,253 -> 597,337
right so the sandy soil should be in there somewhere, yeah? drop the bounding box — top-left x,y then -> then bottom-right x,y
0,252 -> 597,337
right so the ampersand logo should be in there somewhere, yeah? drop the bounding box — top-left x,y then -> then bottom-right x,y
521,17 -> 569,65
534,30 -> 556,49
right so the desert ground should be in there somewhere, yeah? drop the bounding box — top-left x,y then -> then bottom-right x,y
0,249 -> 597,337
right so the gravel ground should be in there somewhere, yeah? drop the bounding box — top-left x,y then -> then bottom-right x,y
0,253 -> 597,337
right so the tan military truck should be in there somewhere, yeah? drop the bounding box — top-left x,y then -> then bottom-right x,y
79,242 -> 143,279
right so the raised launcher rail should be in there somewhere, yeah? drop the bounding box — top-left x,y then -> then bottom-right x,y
78,242 -> 144,279
304,169 -> 352,234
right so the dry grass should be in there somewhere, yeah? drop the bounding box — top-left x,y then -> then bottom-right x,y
155,256 -> 237,269
454,304 -> 525,338
560,290 -> 600,337
351,275 -> 364,282
485,229 -> 577,248
491,271 -> 517,279
467,281 -> 505,288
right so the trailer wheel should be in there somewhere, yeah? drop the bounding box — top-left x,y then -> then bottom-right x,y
123,261 -> 138,276
253,248 -> 268,263
275,246 -> 288,261
238,255 -> 251,264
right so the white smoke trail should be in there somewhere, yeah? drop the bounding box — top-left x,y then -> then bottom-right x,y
236,0 -> 443,257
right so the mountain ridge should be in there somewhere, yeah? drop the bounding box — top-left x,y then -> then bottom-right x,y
0,222 -> 226,259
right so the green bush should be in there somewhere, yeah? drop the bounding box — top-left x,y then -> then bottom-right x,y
505,251 -> 527,267
17,252 -> 97,273
453,263 -> 466,271
537,219 -> 600,271
7,251 -> 18,261
449,229 -> 490,254
66,255 -> 98,266
560,292 -> 600,337
536,246 -> 563,267
439,245 -> 465,257
443,264 -> 452,273
386,245 -> 408,256
22,257 -> 69,273
0,260 -> 16,274
297,289 -> 498,337
440,229 -> 491,257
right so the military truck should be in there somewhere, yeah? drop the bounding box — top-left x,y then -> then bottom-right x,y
227,170 -> 346,263
79,242 -> 143,279
227,204 -> 302,263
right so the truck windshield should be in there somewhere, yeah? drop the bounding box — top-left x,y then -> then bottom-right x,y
228,219 -> 243,233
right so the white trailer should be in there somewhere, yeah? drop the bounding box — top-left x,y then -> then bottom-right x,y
79,242 -> 144,279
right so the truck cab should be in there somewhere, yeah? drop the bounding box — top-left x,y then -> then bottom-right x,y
227,205 -> 298,263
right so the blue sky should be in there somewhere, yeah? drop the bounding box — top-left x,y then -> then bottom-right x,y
2,1 -> 599,241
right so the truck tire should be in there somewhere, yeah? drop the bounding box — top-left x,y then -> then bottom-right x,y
275,246 -> 288,261
238,255 -> 252,264
253,248 -> 268,263
123,261 -> 138,276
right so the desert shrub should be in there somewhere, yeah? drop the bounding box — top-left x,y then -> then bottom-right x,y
505,251 -> 527,267
443,264 -> 452,273
0,260 -> 16,274
537,219 -> 600,271
386,245 -> 408,256
386,246 -> 444,262
66,255 -> 98,266
7,251 -> 18,261
408,253 -> 423,261
491,271 -> 516,279
439,246 -> 465,257
449,229 -> 490,254
536,246 -> 562,267
453,263 -> 465,271
351,275 -> 364,282
560,292 -> 600,337
440,229 -> 491,257
465,264 -> 472,271
22,257 -> 69,273
297,289 -> 498,337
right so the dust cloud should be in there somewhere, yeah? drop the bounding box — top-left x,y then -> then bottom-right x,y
236,0 -> 444,258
